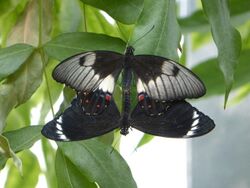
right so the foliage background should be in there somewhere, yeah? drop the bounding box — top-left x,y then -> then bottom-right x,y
0,0 -> 249,187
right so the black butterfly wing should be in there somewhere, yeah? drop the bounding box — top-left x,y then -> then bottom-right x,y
52,51 -> 123,94
41,98 -> 121,141
130,100 -> 215,138
132,55 -> 206,101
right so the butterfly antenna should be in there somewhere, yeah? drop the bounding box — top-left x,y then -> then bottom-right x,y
130,25 -> 155,46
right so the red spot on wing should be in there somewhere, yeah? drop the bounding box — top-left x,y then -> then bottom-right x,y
105,94 -> 111,101
138,94 -> 145,101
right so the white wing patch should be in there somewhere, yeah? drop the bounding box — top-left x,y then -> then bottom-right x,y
82,53 -> 96,66
98,74 -> 115,93
135,59 -> 205,101
137,78 -> 145,93
58,134 -> 70,141
52,52 -> 122,94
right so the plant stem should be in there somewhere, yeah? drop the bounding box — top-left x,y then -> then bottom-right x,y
38,0 -> 55,117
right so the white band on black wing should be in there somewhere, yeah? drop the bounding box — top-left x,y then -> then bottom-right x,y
52,51 -> 123,94
132,55 -> 206,101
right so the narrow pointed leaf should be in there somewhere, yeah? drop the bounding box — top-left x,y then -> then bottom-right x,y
192,49 -> 250,97
135,134 -> 154,150
201,0 -> 242,107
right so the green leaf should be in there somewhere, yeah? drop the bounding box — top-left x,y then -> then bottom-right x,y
80,0 -> 144,24
201,0 -> 242,107
0,0 -> 12,17
135,134 -> 154,150
4,150 -> 40,188
228,83 -> 250,105
43,32 -> 126,60
178,10 -> 209,33
179,0 -> 250,33
131,0 -> 181,61
56,149 -> 97,188
52,0 -> 84,36
6,0 -> 39,46
5,102 -> 32,131
97,132 -> 114,146
6,0 -> 53,47
56,87 -> 75,116
192,49 -> 250,97
37,59 -> 64,124
3,126 -> 43,153
0,0 -> 30,47
41,139 -> 58,188
0,126 -> 42,170
0,44 -> 34,81
0,135 -> 22,173
116,21 -> 134,42
4,59 -> 61,132
58,139 -> 137,188
0,52 -> 43,132
85,5 -> 125,40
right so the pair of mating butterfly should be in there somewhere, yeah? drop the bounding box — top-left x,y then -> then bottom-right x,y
41,46 -> 215,141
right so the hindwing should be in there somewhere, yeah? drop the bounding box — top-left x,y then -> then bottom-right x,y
130,100 -> 215,138
41,97 -> 120,141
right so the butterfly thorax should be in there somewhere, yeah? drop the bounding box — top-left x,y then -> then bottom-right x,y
125,46 -> 135,56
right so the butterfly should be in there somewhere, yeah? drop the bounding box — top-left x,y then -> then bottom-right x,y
41,46 -> 215,141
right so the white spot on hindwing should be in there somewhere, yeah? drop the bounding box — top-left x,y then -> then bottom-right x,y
98,74 -> 115,93
186,131 -> 194,136
56,130 -> 63,135
56,123 -> 63,131
82,53 -> 96,66
192,111 -> 199,119
191,119 -> 199,127
58,134 -> 70,141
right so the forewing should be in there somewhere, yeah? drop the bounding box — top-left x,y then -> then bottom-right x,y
132,55 -> 206,101
41,98 -> 120,141
52,51 -> 123,94
130,100 -> 215,138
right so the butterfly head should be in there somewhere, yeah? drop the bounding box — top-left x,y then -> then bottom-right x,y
120,127 -> 129,135
125,46 -> 135,56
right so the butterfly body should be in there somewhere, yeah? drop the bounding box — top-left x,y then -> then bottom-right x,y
42,46 -> 215,141
120,46 -> 135,135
